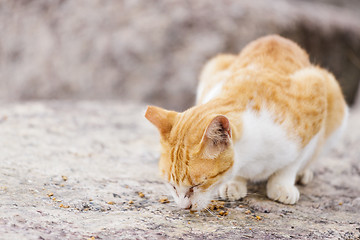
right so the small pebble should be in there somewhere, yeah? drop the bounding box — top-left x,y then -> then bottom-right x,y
245,210 -> 251,214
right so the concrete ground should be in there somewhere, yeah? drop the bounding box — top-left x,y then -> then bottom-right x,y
0,101 -> 359,239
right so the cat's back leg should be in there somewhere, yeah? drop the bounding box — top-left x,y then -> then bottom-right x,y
196,54 -> 237,104
295,67 -> 348,185
321,69 -> 348,154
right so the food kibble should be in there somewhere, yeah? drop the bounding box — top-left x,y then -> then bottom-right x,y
219,210 -> 228,216
107,201 -> 115,205
209,200 -> 225,211
59,204 -> 70,208
61,175 -> 68,181
159,198 -> 169,204
256,215 -> 262,220
138,192 -> 145,198
47,192 -> 54,197
128,200 -> 134,204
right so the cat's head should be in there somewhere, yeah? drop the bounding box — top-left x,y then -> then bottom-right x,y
145,105 -> 234,211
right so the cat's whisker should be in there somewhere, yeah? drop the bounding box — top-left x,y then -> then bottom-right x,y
205,207 -> 220,219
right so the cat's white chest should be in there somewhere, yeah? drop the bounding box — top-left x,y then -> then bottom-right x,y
233,108 -> 301,181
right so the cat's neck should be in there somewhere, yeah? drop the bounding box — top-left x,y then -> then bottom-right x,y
181,98 -> 246,142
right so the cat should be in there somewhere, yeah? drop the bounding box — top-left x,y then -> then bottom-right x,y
145,35 -> 348,211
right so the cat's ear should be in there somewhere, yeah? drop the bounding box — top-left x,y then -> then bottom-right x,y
201,115 -> 232,159
145,106 -> 178,138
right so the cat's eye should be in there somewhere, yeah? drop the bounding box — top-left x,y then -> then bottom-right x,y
192,183 -> 202,188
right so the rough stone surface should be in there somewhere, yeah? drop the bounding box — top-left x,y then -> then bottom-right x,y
1,0 -> 360,110
0,101 -> 359,239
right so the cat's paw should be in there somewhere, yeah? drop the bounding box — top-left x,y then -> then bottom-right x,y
219,181 -> 247,201
267,184 -> 300,204
296,169 -> 313,185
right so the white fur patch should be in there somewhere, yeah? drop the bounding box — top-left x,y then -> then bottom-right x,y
196,71 -> 230,104
196,81 -> 205,104
233,107 -> 300,181
321,106 -> 349,155
200,80 -> 225,104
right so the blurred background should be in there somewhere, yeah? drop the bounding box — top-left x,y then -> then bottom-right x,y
1,0 -> 360,111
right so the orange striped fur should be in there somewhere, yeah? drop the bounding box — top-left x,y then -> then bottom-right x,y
145,35 -> 348,210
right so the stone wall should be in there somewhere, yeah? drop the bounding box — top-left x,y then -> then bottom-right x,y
1,0 -> 359,111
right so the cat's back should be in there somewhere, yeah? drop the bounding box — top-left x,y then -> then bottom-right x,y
231,35 -> 310,75
197,35 -> 311,105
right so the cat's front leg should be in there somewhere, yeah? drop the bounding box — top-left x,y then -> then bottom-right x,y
219,176 -> 247,201
266,161 -> 301,204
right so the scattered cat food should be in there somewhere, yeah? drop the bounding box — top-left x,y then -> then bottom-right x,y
209,200 -> 225,211
244,210 -> 252,214
255,215 -> 262,220
60,184 -> 65,187
87,237 -> 95,240
52,197 -> 56,201
59,204 -> 70,208
338,202 -> 343,206
47,192 -> 54,197
61,175 -> 68,181
208,200 -> 229,216
138,192 -> 145,198
128,200 -> 134,204
107,201 -> 115,205
159,198 -> 169,204
238,205 -> 245,208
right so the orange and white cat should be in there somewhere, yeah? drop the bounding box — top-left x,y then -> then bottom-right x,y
145,35 -> 348,211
